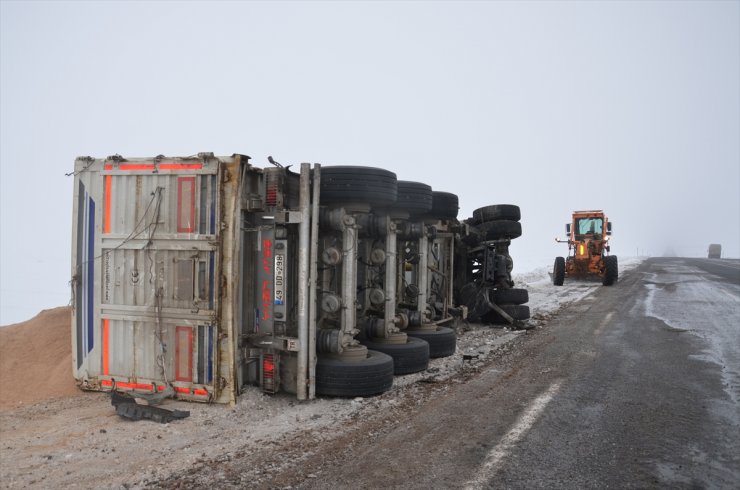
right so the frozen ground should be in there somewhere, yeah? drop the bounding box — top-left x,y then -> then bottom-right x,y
0,257 -> 647,489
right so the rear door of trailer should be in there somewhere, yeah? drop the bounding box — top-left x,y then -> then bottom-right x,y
71,156 -> 231,402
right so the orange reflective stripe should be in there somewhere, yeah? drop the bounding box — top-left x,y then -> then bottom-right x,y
102,319 -> 109,375
118,164 -> 155,171
104,176 -> 111,234
100,380 -> 155,391
175,387 -> 190,394
194,389 -> 208,396
104,163 -> 203,171
160,163 -> 203,170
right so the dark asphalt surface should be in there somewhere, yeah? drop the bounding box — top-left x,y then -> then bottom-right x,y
492,257 -> 739,488
285,258 -> 740,489
159,258 -> 740,489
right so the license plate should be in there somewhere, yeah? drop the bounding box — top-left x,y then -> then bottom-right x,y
274,254 -> 285,305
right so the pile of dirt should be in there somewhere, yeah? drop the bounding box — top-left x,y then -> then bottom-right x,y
0,306 -> 80,410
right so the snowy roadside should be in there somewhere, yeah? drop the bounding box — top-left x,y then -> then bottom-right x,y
0,257 -> 648,490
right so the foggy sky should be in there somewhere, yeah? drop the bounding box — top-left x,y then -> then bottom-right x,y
1,0 -> 738,325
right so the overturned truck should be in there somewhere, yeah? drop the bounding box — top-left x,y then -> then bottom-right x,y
71,154 -> 524,403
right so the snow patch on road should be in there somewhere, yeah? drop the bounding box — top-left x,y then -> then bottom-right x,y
640,260 -> 740,407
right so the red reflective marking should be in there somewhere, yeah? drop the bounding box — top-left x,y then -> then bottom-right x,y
175,387 -> 191,394
175,326 -> 193,382
193,389 -> 208,396
177,177 -> 196,233
104,165 -> 113,170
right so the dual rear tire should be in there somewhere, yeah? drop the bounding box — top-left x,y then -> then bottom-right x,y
316,349 -> 394,397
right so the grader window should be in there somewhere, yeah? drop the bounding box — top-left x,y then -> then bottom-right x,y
576,218 -> 603,235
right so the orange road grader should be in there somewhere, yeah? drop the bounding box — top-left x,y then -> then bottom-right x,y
553,210 -> 618,286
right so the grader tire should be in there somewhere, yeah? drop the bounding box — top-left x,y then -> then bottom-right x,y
553,257 -> 566,286
603,255 -> 618,286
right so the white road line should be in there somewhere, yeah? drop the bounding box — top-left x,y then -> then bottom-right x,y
463,381 -> 563,489
593,311 -> 614,336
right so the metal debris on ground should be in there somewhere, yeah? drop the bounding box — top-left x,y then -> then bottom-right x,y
110,391 -> 190,424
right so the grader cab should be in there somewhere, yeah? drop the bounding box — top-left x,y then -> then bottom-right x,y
553,210 -> 618,286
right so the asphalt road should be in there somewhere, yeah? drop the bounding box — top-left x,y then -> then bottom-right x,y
282,257 -> 740,489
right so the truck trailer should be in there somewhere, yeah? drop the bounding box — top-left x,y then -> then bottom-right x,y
70,154 -> 476,403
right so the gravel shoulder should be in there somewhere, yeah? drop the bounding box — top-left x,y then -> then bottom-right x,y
0,259 -> 646,489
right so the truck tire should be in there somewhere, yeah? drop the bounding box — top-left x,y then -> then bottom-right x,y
478,220 -> 522,240
491,288 -> 528,305
315,350 -> 394,397
483,304 -> 531,325
429,191 -> 459,219
406,326 -> 457,358
603,255 -> 618,286
553,257 -> 565,286
319,166 -> 397,206
472,204 -> 521,224
392,181 -> 433,214
359,337 -> 430,375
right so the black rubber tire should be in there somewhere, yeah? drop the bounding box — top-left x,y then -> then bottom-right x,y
483,304 -> 531,325
472,204 -> 521,224
315,350 -> 394,397
360,336 -> 430,375
459,282 -> 479,309
405,326 -> 457,358
319,166 -> 397,206
429,191 -> 459,219
478,220 -> 522,240
553,257 -> 565,286
603,255 -> 618,286
491,288 -> 529,305
392,181 -> 433,214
